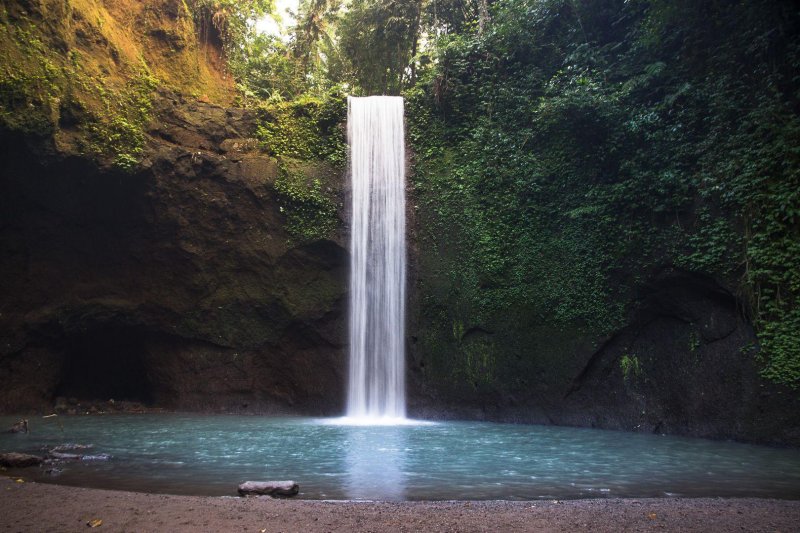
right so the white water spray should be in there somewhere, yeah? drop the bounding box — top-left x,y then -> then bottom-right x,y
346,96 -> 406,420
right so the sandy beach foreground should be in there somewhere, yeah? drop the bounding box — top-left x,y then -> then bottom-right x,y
1,476 -> 798,532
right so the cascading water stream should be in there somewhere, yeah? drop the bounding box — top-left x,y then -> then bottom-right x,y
346,96 -> 406,421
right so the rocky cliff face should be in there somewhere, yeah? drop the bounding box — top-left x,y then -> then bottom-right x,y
0,89 -> 348,414
407,255 -> 800,446
1,0 -> 797,448
401,0 -> 800,446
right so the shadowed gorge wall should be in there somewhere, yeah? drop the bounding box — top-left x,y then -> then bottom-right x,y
0,90 -> 348,414
55,326 -> 154,404
0,0 -> 798,447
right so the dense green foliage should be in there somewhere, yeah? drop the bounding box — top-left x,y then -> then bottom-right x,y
188,0 -> 274,73
255,91 -> 347,242
255,90 -> 347,163
337,0 -> 421,94
407,0 -> 800,387
192,0 -> 426,98
4,0 -> 797,390
273,163 -> 339,242
237,34 -> 309,102
213,0 -> 799,389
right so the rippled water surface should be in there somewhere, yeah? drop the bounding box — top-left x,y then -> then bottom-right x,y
2,414 -> 799,500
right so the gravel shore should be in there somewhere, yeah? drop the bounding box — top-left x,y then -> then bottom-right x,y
1,476 -> 798,532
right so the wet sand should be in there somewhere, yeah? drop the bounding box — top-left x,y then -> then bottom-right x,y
1,477 -> 799,532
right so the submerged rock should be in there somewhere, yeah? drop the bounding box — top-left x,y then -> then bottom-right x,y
51,444 -> 94,453
0,452 -> 43,468
81,453 -> 111,461
47,451 -> 82,461
237,481 -> 299,497
44,467 -> 63,477
8,419 -> 28,433
46,449 -> 111,462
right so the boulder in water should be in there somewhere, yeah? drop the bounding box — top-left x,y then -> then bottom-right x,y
237,481 -> 299,497
0,452 -> 43,467
45,444 -> 110,463
8,419 -> 28,433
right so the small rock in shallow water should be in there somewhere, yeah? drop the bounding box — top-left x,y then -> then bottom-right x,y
48,451 -> 82,461
81,453 -> 111,461
47,450 -> 110,462
8,419 -> 29,433
238,481 -> 299,497
0,452 -> 43,468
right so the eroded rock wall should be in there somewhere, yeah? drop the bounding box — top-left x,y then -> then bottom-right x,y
407,265 -> 800,446
0,90 -> 347,414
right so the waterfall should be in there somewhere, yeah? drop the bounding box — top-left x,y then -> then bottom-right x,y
346,96 -> 406,420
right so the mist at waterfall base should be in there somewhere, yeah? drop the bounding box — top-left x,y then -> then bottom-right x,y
346,96 -> 407,422
3,414 -> 800,500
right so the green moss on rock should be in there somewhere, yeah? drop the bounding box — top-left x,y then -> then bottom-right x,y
273,161 -> 338,243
